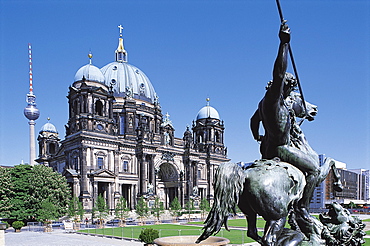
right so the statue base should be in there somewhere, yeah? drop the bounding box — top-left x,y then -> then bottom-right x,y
154,235 -> 229,246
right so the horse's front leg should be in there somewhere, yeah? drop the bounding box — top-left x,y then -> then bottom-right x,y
246,212 -> 263,244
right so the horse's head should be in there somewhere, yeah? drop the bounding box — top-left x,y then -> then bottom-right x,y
289,91 -> 318,121
327,202 -> 351,224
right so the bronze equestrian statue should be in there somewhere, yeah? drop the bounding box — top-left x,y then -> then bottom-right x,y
196,21 -> 351,246
250,21 -> 342,221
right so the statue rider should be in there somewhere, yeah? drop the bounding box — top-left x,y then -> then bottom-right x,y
250,21 -> 342,221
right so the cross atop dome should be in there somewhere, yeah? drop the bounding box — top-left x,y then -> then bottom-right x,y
118,25 -> 124,37
115,24 -> 127,62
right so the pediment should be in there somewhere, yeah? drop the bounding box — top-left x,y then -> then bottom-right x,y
92,86 -> 108,94
90,169 -> 116,178
63,168 -> 79,177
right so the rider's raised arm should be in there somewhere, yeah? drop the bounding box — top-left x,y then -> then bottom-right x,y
269,22 -> 290,98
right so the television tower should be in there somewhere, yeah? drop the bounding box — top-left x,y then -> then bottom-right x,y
23,43 -> 40,166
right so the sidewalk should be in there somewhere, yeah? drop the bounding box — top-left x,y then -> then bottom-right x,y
5,230 -> 143,246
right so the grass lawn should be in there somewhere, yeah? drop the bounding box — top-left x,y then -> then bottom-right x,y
79,216 -> 370,245
78,224 -> 256,244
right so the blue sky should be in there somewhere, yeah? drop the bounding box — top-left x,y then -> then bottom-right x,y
0,0 -> 369,169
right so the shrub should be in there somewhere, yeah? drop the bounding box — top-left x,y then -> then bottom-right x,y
0,221 -> 9,229
12,221 -> 24,230
138,228 -> 159,244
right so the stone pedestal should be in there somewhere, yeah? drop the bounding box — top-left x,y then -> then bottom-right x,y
154,236 -> 229,246
0,223 -> 6,246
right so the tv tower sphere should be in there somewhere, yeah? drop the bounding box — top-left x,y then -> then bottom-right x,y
24,102 -> 40,121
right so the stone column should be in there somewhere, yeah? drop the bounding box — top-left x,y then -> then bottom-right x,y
93,181 -> 98,204
107,182 -> 112,212
80,146 -> 90,202
138,154 -> 147,195
114,150 -> 120,174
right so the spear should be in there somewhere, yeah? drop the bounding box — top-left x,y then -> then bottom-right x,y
276,0 -> 308,121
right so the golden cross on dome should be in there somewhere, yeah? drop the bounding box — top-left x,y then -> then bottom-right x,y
118,25 -> 124,36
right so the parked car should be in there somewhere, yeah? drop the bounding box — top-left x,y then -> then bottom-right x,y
125,218 -> 135,222
51,221 -> 64,227
106,219 -> 120,225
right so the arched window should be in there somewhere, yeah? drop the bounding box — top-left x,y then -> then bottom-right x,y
72,156 -> 79,171
97,157 -> 104,169
215,131 -> 221,143
95,100 -> 103,116
122,160 -> 129,172
120,116 -> 125,135
49,143 -> 56,155
73,100 -> 79,115
198,133 -> 203,143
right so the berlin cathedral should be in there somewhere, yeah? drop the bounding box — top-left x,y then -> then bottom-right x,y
36,27 -> 229,211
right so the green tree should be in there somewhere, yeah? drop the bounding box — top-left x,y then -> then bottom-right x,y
67,197 -> 78,219
115,197 -> 129,224
184,200 -> 195,211
68,197 -> 85,222
169,196 -> 182,220
3,165 -> 71,221
36,199 -> 59,224
185,199 -> 195,221
94,194 -> 108,224
136,196 -> 148,223
0,167 -> 12,218
199,198 -> 211,219
77,200 -> 85,221
349,201 -> 357,210
151,197 -> 164,222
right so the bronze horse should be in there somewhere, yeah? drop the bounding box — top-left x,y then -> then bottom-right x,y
196,157 -> 340,246
197,91 -> 340,246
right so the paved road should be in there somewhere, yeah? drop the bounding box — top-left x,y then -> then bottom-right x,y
5,230 -> 143,246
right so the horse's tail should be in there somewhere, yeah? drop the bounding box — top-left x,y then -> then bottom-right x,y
196,162 -> 247,243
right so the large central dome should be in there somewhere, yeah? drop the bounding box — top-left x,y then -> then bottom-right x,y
101,62 -> 157,103
100,34 -> 158,104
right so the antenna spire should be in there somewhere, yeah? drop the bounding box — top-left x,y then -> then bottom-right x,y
28,43 -> 34,95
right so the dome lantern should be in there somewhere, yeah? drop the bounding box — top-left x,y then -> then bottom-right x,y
101,25 -> 158,104
115,25 -> 128,63
74,52 -> 105,83
196,98 -> 220,120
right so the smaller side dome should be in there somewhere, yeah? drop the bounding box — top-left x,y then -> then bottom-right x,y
40,122 -> 58,134
196,98 -> 220,120
74,64 -> 105,83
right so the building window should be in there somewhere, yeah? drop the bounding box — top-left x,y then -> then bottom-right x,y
95,100 -> 103,116
49,143 -> 56,155
198,169 -> 202,179
72,156 -> 78,171
122,161 -> 128,172
120,116 -> 125,135
97,157 -> 104,169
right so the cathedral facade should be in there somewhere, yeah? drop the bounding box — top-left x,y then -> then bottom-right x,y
36,28 -> 228,211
